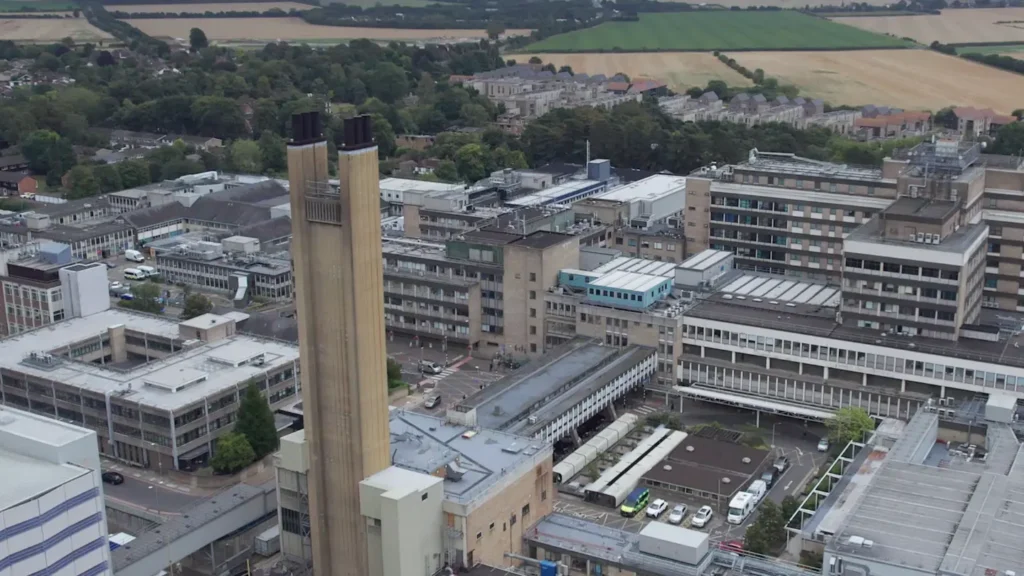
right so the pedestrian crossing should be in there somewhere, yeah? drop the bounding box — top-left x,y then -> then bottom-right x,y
421,367 -> 458,384
633,405 -> 657,415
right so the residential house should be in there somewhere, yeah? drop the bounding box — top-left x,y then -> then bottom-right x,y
955,106 -> 1017,139
0,171 -> 35,195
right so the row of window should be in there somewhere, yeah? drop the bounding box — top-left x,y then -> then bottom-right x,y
845,258 -> 959,280
685,324 -> 1024,390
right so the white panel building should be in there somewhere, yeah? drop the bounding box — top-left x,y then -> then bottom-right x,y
0,406 -> 110,576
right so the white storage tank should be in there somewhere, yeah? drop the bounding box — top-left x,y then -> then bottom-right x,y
638,522 -> 709,565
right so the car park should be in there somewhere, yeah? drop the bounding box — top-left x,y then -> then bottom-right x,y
424,394 -> 442,409
667,504 -> 687,525
646,499 -> 668,519
691,505 -> 713,528
818,437 -> 830,452
101,471 -> 124,485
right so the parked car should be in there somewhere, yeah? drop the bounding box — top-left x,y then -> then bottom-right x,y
646,499 -> 668,519
424,394 -> 442,409
719,540 -> 744,553
773,456 -> 790,473
691,505 -> 713,528
667,504 -> 688,525
818,437 -> 830,452
101,471 -> 124,485
760,468 -> 778,488
418,360 -> 443,375
109,281 -> 122,290
105,261 -> 117,269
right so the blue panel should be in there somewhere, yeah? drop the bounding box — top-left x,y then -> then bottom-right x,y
540,561 -> 558,576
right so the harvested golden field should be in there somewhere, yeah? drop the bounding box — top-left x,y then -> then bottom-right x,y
2,11 -> 72,15
128,17 -> 531,42
114,2 -> 312,12
668,0 -> 890,6
734,49 -> 1024,113
508,52 -> 752,90
833,8 -> 1024,44
0,17 -> 111,40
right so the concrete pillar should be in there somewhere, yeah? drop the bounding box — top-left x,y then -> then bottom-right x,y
701,346 -> 706,358
940,385 -> 946,398
731,350 -> 736,363
108,324 -> 127,363
766,357 -> 771,369
756,409 -> 760,427
823,366 -> 830,380
606,402 -> 618,421
799,362 -> 804,375
901,379 -> 906,393
571,427 -> 582,446
862,373 -> 868,386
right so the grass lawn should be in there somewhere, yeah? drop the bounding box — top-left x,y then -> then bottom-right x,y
523,11 -> 910,52
0,0 -> 76,11
955,43 -> 1024,55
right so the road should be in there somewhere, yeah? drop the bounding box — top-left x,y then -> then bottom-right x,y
103,471 -> 204,513
386,334 -> 507,413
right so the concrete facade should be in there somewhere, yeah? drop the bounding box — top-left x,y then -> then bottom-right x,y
286,113 -> 391,576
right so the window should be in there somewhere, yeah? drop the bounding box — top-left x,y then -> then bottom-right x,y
542,489 -> 547,501
490,522 -> 495,530
530,325 -> 537,335
477,532 -> 483,540
421,493 -> 429,501
529,272 -> 536,282
522,504 -> 530,517
510,513 -> 517,526
529,290 -> 536,300
530,343 -> 537,353
529,308 -> 536,318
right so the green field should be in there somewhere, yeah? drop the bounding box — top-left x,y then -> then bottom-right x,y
523,11 -> 910,52
955,44 -> 1024,55
0,0 -> 76,10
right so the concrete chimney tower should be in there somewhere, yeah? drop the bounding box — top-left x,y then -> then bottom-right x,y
287,112 -> 390,576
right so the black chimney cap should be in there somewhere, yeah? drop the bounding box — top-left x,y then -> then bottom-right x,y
342,115 -> 375,151
290,111 -> 324,145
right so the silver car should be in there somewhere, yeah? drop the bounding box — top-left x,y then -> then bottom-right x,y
667,504 -> 687,525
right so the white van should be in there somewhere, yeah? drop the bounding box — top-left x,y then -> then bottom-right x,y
747,479 -> 767,504
124,268 -> 146,281
727,492 -> 755,525
137,265 -> 157,278
124,249 -> 145,263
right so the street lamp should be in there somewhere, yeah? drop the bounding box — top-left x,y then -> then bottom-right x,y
771,422 -> 781,451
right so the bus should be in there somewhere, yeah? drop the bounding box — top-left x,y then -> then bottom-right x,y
619,487 -> 649,517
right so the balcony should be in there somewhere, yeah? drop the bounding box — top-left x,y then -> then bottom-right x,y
383,266 -> 478,288
384,286 -> 470,305
385,318 -> 470,342
385,303 -> 470,324
840,305 -> 956,327
845,267 -> 958,285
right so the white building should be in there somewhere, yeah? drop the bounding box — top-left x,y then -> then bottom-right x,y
0,406 -> 110,576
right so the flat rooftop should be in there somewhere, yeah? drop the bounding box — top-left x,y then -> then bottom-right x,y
710,181 -> 893,210
882,197 -> 958,221
388,409 -> 550,506
738,151 -> 889,183
0,405 -> 96,449
456,339 -> 620,430
0,448 -> 89,511
506,179 -> 602,208
679,249 -> 731,272
589,270 -> 667,293
0,309 -> 300,411
379,177 -> 465,194
684,289 -> 1024,369
593,256 -> 676,278
829,412 -> 1024,576
595,174 -> 686,203
846,217 -> 988,255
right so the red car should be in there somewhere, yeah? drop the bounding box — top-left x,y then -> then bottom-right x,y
718,540 -> 744,553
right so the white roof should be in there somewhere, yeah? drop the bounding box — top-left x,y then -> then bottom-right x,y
639,521 -> 708,548
593,257 -> 676,278
596,174 -> 686,203
0,309 -> 299,411
0,405 -> 94,448
0,448 -> 88,511
730,492 -> 754,506
718,274 -> 840,307
378,178 -> 463,193
506,180 -> 600,207
589,270 -> 667,293
679,249 -> 731,271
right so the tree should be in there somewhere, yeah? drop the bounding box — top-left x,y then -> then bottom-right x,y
990,122 -> 1024,155
118,160 -> 150,188
235,382 -> 279,459
486,21 -> 507,40
557,65 -> 574,75
189,27 -> 209,52
258,131 -> 287,173
434,159 -> 458,182
743,499 -> 786,555
1014,109 -> 1024,121
181,293 -> 212,320
454,143 -> 488,182
781,495 -> 801,522
65,165 -> 100,198
93,164 -> 122,193
210,432 -> 255,474
228,139 -> 262,174
22,130 -> 74,176
528,56 -> 542,64
826,407 -> 875,447
118,281 -> 163,314
365,62 -> 409,104
934,106 -> 957,130
386,358 -> 404,390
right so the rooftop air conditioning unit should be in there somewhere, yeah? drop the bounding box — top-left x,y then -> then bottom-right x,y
917,233 -> 925,243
